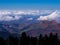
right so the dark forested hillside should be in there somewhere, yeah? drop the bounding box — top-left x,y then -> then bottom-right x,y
0,32 -> 60,45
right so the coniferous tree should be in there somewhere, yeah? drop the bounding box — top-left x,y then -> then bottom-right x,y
0,32 -> 60,45
14,37 -> 19,45
20,32 -> 28,45
43,34 -> 49,45
39,34 -> 44,45
6,36 -> 15,45
0,37 -> 6,45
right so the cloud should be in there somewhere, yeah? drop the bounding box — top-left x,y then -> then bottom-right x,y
37,16 -> 48,20
14,16 -> 22,20
0,10 -> 11,15
47,10 -> 58,20
0,10 -> 53,15
0,15 -> 22,21
0,10 -> 40,15
27,18 -> 33,20
0,16 -> 13,21
0,10 -> 55,21
37,10 -> 60,22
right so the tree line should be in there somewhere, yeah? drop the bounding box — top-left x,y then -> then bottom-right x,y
0,32 -> 60,45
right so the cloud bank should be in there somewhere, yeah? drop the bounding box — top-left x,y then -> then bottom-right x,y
27,18 -> 33,20
0,15 -> 22,21
37,10 -> 60,22
0,10 -> 53,15
0,10 -> 60,22
0,10 -> 53,21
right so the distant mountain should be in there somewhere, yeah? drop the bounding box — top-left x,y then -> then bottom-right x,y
0,11 -> 60,38
0,19 -> 60,38
26,20 -> 60,37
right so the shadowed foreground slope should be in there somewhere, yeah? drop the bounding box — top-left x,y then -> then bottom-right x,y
0,32 -> 60,45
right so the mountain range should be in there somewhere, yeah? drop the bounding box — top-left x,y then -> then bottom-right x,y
0,10 -> 60,38
0,19 -> 60,38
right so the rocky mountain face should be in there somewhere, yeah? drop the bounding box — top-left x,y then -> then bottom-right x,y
0,10 -> 60,38
0,20 -> 60,38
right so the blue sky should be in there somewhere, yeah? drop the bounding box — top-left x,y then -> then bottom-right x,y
0,0 -> 60,10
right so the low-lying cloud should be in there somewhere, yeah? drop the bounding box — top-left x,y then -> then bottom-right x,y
0,10 -> 53,15
27,18 -> 33,20
0,10 -> 53,21
0,10 -> 60,22
37,10 -> 60,22
0,15 -> 22,21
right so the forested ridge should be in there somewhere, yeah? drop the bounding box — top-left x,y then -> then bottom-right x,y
0,32 -> 60,45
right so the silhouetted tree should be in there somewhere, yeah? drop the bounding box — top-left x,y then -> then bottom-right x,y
0,32 -> 60,45
6,36 -> 16,45
14,37 -> 19,45
51,33 -> 59,45
30,37 -> 37,45
0,37 -> 6,45
20,32 -> 28,45
48,33 -> 59,45
39,34 -> 44,45
43,34 -> 49,45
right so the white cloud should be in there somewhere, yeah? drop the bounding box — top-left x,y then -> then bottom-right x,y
0,10 -> 58,21
37,16 -> 48,20
0,16 -> 13,21
14,16 -> 22,20
0,10 -> 40,15
0,10 -> 53,15
0,15 -> 22,21
47,10 -> 58,20
37,10 -> 60,22
27,18 -> 33,20
0,10 -> 11,15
